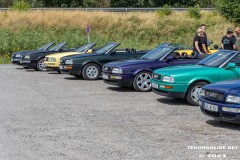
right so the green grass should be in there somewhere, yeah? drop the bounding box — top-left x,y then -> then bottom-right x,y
0,10 -> 237,64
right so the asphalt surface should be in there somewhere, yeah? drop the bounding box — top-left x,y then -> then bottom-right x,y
0,64 -> 240,160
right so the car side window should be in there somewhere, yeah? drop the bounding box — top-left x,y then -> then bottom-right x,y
226,53 -> 240,67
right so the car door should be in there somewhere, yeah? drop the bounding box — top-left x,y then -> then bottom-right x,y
219,53 -> 240,81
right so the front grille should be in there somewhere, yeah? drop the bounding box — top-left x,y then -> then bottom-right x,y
103,66 -> 112,73
204,109 -> 220,117
203,90 -> 225,102
152,73 -> 161,80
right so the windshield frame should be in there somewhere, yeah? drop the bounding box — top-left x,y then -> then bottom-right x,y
38,42 -> 55,51
140,46 -> 176,60
75,43 -> 96,53
94,42 -> 120,55
197,50 -> 238,68
49,42 -> 68,51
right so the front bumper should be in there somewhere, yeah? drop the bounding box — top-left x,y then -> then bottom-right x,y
59,64 -> 83,76
102,72 -> 133,87
200,98 -> 240,124
151,80 -> 188,99
20,59 -> 37,69
45,62 -> 60,71
152,88 -> 186,99
11,58 -> 22,65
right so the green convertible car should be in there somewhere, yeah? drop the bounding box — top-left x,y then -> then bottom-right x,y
151,50 -> 240,106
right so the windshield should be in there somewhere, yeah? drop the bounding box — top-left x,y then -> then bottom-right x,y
95,43 -> 118,54
140,47 -> 173,60
75,43 -> 95,52
38,42 -> 55,50
49,42 -> 67,51
198,50 -> 237,67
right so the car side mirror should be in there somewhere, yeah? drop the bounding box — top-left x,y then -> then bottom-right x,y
226,63 -> 236,70
165,56 -> 174,62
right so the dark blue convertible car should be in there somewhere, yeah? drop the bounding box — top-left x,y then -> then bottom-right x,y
102,45 -> 208,92
200,79 -> 240,124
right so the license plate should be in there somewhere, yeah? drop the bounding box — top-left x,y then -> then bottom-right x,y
22,61 -> 30,63
204,103 -> 218,112
59,65 -> 63,70
152,82 -> 158,89
102,74 -> 109,80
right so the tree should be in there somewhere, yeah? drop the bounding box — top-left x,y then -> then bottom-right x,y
215,0 -> 240,23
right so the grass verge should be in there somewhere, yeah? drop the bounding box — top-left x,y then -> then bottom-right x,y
0,10 -> 237,63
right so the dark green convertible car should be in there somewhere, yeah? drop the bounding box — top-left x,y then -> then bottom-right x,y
59,42 -> 149,80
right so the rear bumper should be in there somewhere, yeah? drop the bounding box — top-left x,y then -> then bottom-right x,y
200,98 -> 240,124
152,88 -> 186,99
102,73 -> 133,87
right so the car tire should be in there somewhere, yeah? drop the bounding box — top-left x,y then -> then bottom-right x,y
36,58 -> 46,71
82,63 -> 101,80
186,81 -> 208,106
133,71 -> 152,92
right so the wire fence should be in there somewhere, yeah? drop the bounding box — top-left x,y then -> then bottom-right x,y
0,7 -> 214,12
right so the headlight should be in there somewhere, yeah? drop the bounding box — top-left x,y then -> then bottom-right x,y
201,90 -> 205,96
16,54 -> 21,58
49,57 -> 56,62
222,107 -> 240,113
162,76 -> 174,83
226,95 -> 240,104
112,68 -> 123,74
65,59 -> 73,65
25,55 -> 30,59
152,73 -> 161,80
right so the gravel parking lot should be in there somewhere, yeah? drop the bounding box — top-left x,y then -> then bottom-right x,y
0,64 -> 240,160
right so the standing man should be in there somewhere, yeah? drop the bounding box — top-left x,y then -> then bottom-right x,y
200,24 -> 210,53
235,27 -> 240,51
193,28 -> 207,54
221,28 -> 237,50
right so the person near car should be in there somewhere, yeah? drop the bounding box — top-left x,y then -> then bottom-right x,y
199,24 -> 210,53
235,27 -> 240,51
221,28 -> 237,50
193,28 -> 208,54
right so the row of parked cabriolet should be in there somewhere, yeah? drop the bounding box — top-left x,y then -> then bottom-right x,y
11,42 -> 240,124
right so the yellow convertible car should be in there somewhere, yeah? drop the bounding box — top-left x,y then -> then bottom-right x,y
175,41 -> 218,57
44,43 -> 95,73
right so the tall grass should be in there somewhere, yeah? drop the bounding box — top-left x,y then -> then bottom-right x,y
0,10 -> 237,63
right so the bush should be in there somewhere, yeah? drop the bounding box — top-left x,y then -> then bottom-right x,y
10,0 -> 31,11
187,5 -> 201,19
215,0 -> 240,23
156,4 -> 173,17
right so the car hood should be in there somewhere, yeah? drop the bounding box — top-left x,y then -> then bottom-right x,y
154,65 -> 216,76
203,79 -> 240,94
62,53 -> 101,60
13,50 -> 33,55
105,59 -> 155,68
153,65 -> 220,84
46,51 -> 84,59
24,50 -> 51,56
